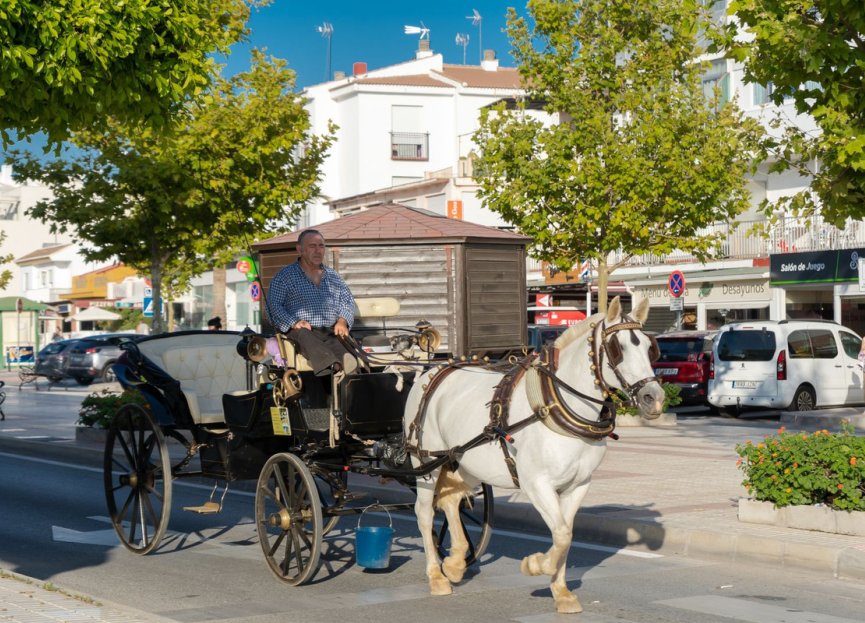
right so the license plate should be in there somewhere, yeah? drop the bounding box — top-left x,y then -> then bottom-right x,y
733,380 -> 758,389
654,368 -> 677,376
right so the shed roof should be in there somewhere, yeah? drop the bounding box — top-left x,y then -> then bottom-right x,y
254,203 -> 530,249
0,296 -> 48,312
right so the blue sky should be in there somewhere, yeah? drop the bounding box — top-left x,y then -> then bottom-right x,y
223,1 -> 522,89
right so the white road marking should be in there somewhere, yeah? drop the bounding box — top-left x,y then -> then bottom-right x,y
657,595 -> 861,623
52,525 -> 120,546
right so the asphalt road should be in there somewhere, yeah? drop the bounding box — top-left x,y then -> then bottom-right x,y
2,449 -> 865,623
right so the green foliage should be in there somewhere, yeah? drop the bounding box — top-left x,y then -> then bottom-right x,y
0,231 -> 13,290
616,382 -> 682,416
0,0 -> 266,146
736,426 -> 865,511
474,0 -> 764,308
727,0 -> 865,226
7,51 -> 334,333
77,389 -> 148,429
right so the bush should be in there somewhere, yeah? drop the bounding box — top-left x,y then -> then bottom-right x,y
736,425 -> 865,511
77,389 -> 148,429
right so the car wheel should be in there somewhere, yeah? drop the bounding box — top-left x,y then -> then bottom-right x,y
100,364 -> 117,383
75,377 -> 94,386
788,385 -> 816,412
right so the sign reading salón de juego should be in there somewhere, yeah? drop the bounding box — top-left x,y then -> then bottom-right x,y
770,249 -> 865,285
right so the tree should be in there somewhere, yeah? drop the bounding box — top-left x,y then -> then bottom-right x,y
727,0 -> 865,226
9,51 -> 334,332
473,0 -> 764,310
0,231 -> 13,290
0,0 -> 265,146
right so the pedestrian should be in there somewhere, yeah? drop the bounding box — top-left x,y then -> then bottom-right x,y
267,229 -> 357,375
136,320 -> 150,335
51,329 -> 63,342
207,316 -> 222,331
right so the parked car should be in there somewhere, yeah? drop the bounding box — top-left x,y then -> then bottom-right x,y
708,319 -> 862,415
66,333 -> 140,385
527,324 -> 569,353
652,331 -> 717,408
33,339 -> 79,382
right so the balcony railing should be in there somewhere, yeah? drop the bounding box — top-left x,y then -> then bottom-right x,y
391,132 -> 429,161
607,215 -> 865,267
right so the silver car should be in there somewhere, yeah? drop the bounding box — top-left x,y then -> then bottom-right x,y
66,333 -> 139,385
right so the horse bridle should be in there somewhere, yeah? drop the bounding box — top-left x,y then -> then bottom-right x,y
589,315 -> 660,405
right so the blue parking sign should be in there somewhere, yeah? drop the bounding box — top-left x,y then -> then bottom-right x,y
143,296 -> 154,317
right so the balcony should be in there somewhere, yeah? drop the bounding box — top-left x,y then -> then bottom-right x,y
607,215 -> 865,267
391,132 -> 429,161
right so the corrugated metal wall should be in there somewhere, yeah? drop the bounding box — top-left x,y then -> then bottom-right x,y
462,245 -> 527,353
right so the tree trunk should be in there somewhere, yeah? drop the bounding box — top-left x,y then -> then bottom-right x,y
150,243 -> 165,334
597,255 -> 609,313
212,264 -> 227,329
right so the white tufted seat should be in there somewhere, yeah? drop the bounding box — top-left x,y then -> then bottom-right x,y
137,333 -> 249,425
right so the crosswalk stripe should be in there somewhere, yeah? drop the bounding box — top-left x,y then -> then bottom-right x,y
657,595 -> 861,623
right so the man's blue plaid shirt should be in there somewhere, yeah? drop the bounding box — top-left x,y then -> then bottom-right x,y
268,262 -> 355,332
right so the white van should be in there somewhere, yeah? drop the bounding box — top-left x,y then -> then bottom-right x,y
707,320 -> 863,414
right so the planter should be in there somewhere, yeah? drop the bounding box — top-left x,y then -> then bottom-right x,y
75,426 -> 108,446
738,498 -> 865,537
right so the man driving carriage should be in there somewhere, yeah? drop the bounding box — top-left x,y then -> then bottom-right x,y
268,229 -> 358,376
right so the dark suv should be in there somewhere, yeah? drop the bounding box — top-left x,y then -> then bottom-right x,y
34,339 -> 78,382
653,331 -> 717,407
66,333 -> 139,385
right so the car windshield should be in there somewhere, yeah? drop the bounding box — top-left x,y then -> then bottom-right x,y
657,338 -> 705,362
717,330 -> 777,361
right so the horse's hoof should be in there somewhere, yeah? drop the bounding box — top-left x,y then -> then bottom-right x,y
430,578 -> 453,596
442,558 -> 466,583
556,599 -> 583,614
520,554 -> 543,576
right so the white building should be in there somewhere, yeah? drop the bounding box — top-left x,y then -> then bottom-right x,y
300,43 -> 522,227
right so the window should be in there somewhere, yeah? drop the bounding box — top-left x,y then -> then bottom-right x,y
391,105 -> 428,161
702,59 -> 729,109
809,330 -> 837,359
717,330 -> 776,361
787,330 -> 813,358
839,331 -> 861,359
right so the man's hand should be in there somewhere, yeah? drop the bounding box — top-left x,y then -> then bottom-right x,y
292,320 -> 312,331
333,317 -> 349,337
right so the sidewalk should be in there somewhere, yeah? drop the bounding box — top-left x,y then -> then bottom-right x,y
2,371 -> 865,621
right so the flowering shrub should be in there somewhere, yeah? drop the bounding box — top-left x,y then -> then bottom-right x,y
78,389 -> 148,429
736,426 -> 865,511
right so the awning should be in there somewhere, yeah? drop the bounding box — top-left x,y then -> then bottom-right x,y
71,307 -> 121,321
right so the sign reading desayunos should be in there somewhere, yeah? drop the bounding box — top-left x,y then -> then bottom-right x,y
636,279 -> 769,306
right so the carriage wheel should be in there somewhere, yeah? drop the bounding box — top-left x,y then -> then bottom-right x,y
435,483 -> 494,566
256,453 -> 323,586
104,404 -> 172,555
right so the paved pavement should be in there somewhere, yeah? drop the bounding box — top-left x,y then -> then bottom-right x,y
2,367 -> 865,621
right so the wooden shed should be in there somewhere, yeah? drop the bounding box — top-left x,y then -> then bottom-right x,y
253,203 -> 530,356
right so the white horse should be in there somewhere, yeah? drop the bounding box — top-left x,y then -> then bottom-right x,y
403,296 -> 664,614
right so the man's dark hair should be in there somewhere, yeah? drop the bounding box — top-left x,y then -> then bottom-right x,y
297,229 -> 324,247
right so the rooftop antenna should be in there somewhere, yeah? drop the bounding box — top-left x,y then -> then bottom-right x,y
466,9 -> 482,64
404,22 -> 430,40
316,22 -> 333,80
455,32 -> 470,65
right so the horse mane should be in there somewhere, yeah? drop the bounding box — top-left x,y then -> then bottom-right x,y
553,311 -> 606,350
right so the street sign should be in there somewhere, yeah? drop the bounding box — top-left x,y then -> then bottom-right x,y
250,281 -> 261,302
143,287 -> 153,297
143,297 -> 154,317
668,270 -> 686,298
859,257 -> 865,292
670,297 -> 684,311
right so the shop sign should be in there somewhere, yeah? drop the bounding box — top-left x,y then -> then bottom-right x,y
770,248 -> 865,285
636,279 -> 768,306
859,258 -> 865,292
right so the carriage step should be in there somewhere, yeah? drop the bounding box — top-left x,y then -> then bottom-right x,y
183,501 -> 222,514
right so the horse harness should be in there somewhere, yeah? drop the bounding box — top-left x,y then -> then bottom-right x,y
405,315 -> 660,487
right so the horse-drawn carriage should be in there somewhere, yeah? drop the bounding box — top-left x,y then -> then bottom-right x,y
104,295 -> 664,613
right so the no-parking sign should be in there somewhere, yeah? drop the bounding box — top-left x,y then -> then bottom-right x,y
668,270 -> 686,298
250,281 -> 262,302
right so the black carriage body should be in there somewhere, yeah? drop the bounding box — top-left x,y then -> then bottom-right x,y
339,371 -> 413,437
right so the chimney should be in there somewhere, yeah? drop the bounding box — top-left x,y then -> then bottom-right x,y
481,49 -> 499,71
333,70 -> 346,80
352,62 -> 368,76
416,39 -> 433,59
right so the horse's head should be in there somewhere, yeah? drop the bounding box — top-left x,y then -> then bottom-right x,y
591,297 -> 665,419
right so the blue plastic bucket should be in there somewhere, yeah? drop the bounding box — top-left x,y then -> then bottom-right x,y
355,507 -> 394,569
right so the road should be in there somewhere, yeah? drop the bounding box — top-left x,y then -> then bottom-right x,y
2,448 -> 865,623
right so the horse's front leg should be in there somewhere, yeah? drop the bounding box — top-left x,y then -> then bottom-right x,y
519,480 -> 591,614
436,469 -> 471,583
415,472 -> 452,596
